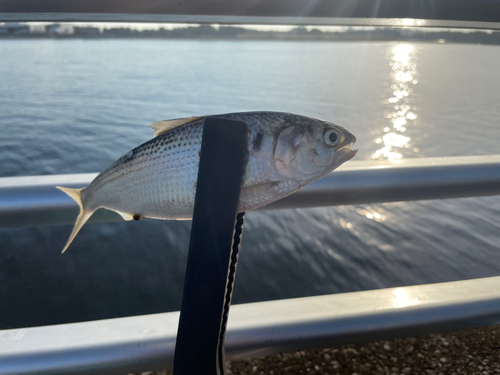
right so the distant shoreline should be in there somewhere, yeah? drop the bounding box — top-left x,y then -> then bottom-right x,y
2,35 -> 500,46
1,25 -> 500,45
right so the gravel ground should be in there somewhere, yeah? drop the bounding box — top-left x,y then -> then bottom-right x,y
133,325 -> 500,375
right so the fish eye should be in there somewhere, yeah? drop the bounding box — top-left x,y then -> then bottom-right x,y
323,129 -> 341,147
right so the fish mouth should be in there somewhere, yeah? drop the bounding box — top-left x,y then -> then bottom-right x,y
339,134 -> 357,163
339,147 -> 358,163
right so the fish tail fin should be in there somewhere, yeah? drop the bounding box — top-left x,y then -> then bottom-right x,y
56,186 -> 94,253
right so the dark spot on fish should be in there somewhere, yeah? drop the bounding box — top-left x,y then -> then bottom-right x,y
253,131 -> 264,151
133,214 -> 142,221
198,149 -> 201,158
310,148 -> 319,156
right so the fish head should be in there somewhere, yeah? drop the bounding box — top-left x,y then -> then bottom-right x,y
273,117 -> 357,184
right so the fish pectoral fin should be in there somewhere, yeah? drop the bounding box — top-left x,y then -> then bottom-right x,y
242,180 -> 281,194
150,116 -> 204,137
110,209 -> 135,221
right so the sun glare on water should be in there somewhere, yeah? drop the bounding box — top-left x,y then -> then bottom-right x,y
372,44 -> 419,160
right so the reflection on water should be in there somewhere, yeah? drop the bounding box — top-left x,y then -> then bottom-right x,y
373,44 -> 418,160
356,207 -> 386,222
362,44 -> 419,229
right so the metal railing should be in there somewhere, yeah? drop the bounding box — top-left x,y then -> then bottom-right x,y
1,2 -> 500,374
1,276 -> 500,375
2,155 -> 500,229
1,155 -> 499,374
1,0 -> 500,30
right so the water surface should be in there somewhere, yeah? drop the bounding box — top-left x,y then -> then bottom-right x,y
1,39 -> 499,328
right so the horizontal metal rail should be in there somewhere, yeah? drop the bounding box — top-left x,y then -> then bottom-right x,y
1,155 -> 500,229
0,15 -> 499,31
1,0 -> 500,30
1,276 -> 500,375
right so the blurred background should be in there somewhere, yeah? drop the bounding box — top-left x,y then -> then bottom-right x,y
1,23 -> 500,329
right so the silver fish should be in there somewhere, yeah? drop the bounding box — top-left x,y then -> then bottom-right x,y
57,112 -> 357,253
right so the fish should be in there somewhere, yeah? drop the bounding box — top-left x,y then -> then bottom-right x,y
57,112 -> 357,253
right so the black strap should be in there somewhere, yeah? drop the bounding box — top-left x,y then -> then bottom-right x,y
217,212 -> 245,372
173,117 -> 248,375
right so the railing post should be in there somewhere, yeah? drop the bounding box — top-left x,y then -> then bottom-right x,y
173,117 -> 249,375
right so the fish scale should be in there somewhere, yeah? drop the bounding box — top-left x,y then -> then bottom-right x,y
87,123 -> 201,216
57,111 -> 357,253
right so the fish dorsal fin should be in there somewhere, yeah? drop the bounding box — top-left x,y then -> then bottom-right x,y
150,116 -> 203,137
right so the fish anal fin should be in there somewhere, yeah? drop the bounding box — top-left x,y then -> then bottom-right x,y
150,116 -> 203,137
110,209 -> 135,221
